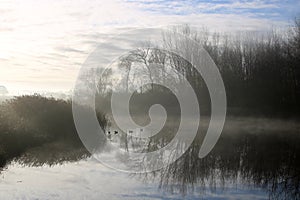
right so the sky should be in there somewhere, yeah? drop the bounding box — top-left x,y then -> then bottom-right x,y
0,0 -> 299,94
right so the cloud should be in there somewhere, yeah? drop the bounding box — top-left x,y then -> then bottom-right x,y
124,0 -> 296,21
55,47 -> 87,54
0,0 -> 297,92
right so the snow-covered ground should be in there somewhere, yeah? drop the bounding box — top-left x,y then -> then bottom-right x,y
0,158 -> 268,200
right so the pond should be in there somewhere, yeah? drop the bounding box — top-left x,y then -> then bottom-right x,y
1,117 -> 299,200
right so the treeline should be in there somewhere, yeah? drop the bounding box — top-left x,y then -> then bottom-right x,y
201,19 -> 300,115
0,95 -> 107,169
98,18 -> 300,117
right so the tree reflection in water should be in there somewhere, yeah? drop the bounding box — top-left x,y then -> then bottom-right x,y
116,118 -> 300,199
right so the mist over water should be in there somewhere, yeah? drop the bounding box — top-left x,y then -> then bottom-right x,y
1,106 -> 299,199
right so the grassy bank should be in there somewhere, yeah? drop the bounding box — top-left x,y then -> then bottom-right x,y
0,95 -> 107,169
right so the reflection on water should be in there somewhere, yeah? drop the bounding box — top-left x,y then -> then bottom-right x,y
107,117 -> 300,199
155,126 -> 300,199
1,117 -> 300,199
0,157 -> 269,200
